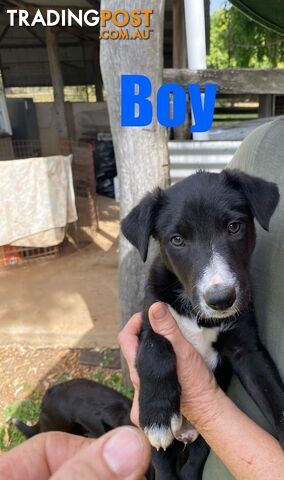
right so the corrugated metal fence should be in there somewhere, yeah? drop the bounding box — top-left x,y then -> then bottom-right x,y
169,141 -> 241,183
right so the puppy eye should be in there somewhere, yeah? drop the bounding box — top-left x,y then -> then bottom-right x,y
170,235 -> 185,247
228,222 -> 241,234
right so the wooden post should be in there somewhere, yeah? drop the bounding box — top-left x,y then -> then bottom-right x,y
173,0 -> 186,69
92,42 -> 104,102
173,0 -> 187,139
46,27 -> 69,144
259,94 -> 275,118
100,0 -> 169,385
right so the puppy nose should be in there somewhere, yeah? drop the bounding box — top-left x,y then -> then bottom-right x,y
204,285 -> 236,311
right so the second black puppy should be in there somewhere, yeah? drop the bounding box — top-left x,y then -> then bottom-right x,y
13,378 -> 132,438
14,379 -> 156,480
122,169 -> 284,480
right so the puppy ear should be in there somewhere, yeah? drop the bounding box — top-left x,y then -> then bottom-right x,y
224,169 -> 279,231
121,188 -> 162,262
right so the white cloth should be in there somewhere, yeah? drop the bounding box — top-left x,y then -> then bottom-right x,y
0,155 -> 78,247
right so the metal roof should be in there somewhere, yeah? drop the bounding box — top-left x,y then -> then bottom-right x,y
0,0 -> 173,88
0,1 -> 101,87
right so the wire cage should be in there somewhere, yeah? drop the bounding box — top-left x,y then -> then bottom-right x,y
0,138 -> 98,268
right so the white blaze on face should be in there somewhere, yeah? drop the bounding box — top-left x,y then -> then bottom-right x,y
197,248 -> 238,318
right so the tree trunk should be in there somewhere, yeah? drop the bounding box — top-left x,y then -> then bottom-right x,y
100,1 -> 169,385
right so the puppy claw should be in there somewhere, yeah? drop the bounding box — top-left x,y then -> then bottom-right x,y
144,424 -> 174,451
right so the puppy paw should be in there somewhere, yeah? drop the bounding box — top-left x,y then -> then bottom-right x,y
144,413 -> 182,450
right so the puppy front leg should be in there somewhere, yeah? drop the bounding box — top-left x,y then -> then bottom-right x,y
137,326 -> 182,451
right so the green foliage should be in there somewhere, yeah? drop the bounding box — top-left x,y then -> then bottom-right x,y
208,8 -> 230,68
0,391 -> 41,452
207,5 -> 284,68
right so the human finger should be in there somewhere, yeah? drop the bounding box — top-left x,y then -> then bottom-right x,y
51,426 -> 151,480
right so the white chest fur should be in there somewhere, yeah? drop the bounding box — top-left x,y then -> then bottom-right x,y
167,305 -> 219,370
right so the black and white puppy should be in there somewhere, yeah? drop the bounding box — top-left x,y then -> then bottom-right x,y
122,169 -> 284,479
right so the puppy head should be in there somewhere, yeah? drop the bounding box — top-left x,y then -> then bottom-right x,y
121,170 -> 279,322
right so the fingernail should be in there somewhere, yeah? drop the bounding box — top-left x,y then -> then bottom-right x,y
152,303 -> 167,320
103,427 -> 144,476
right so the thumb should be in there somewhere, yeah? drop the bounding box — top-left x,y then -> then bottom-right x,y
149,302 -> 189,350
51,426 -> 151,480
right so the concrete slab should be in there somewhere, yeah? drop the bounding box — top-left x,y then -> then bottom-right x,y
0,196 -> 120,348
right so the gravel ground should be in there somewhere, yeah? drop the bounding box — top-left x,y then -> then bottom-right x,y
0,345 -> 121,421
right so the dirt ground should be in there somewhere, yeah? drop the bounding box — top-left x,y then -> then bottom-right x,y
0,195 -> 122,421
0,195 -> 120,348
0,346 -> 101,418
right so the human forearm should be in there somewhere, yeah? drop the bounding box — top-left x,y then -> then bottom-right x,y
186,388 -> 284,480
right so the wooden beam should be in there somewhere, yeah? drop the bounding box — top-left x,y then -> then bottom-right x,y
46,27 -> 69,143
0,43 -> 80,49
0,26 -> 10,44
56,26 -> 99,42
86,0 -> 100,8
163,68 -> 284,94
6,1 -> 99,15
24,26 -> 46,46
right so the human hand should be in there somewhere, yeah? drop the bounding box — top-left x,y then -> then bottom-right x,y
0,426 -> 151,480
119,302 -> 225,431
119,303 -> 284,480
